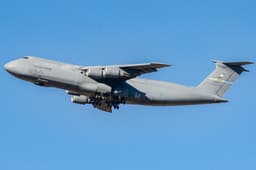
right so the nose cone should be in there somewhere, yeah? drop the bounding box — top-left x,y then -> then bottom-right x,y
4,62 -> 11,72
4,61 -> 15,73
4,59 -> 29,80
4,63 -> 7,70
4,63 -> 11,71
4,60 -> 22,75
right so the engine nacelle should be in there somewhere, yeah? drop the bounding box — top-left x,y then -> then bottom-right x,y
86,67 -> 128,79
86,67 -> 103,79
103,67 -> 127,78
71,95 -> 90,105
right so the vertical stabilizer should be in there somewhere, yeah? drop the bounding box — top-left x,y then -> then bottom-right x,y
198,60 -> 253,97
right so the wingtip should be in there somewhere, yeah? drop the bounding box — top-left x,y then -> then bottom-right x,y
163,63 -> 172,67
151,62 -> 171,67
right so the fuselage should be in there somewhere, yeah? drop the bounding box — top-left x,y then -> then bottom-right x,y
4,56 -> 226,106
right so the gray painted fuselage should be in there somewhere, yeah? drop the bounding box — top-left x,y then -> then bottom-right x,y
4,56 -> 226,108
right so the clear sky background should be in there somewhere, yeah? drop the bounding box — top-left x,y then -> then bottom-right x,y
0,0 -> 255,169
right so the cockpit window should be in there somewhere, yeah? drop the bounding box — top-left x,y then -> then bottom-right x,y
23,57 -> 29,59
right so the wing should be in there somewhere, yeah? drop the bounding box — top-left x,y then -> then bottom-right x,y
80,62 -> 171,79
118,63 -> 171,77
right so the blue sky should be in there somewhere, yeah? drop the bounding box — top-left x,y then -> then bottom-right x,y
1,0 -> 255,169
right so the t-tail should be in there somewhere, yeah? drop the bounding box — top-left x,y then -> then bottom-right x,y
198,60 -> 253,97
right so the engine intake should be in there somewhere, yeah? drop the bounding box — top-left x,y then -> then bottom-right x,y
71,95 -> 90,105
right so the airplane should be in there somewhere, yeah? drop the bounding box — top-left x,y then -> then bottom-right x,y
4,56 -> 253,112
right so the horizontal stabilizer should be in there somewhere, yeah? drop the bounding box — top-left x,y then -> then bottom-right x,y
211,60 -> 254,73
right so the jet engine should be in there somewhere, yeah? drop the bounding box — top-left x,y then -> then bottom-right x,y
103,67 -> 128,78
86,67 -> 128,79
71,95 -> 90,105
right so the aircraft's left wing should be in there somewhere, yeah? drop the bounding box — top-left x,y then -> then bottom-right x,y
119,63 -> 171,77
80,62 -> 171,79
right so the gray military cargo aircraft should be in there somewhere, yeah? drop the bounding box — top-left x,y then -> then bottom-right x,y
4,56 -> 253,112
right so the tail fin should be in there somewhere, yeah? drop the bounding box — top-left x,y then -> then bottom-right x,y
198,60 -> 253,97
